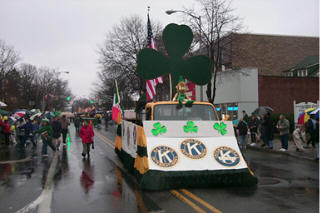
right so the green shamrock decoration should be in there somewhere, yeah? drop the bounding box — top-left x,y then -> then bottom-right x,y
137,23 -> 212,92
151,122 -> 167,136
184,121 -> 198,133
214,122 -> 227,135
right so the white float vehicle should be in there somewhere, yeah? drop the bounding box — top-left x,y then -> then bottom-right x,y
115,101 -> 258,191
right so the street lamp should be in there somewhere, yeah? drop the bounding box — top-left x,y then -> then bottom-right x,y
166,10 -> 204,101
166,10 -> 200,20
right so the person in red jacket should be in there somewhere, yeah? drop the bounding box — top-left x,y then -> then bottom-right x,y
79,121 -> 94,158
0,117 -> 11,146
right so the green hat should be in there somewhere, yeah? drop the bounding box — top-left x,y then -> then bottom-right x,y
178,75 -> 184,83
55,111 -> 62,117
42,118 -> 50,123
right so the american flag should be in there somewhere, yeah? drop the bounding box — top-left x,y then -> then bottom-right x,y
146,13 -> 163,101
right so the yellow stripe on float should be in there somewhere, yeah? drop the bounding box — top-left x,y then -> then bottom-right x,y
115,135 -> 122,150
134,155 -> 149,174
137,126 -> 147,147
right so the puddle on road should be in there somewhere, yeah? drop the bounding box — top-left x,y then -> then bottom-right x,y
80,159 -> 95,194
50,131 -> 157,213
0,158 -> 39,187
258,177 -> 282,186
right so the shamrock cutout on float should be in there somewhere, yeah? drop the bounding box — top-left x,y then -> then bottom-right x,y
151,122 -> 167,136
184,121 -> 198,133
214,122 -> 227,135
137,23 -> 212,92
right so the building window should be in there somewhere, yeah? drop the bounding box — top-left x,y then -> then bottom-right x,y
215,103 -> 238,120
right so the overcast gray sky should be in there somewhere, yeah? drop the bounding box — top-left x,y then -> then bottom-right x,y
0,0 -> 318,98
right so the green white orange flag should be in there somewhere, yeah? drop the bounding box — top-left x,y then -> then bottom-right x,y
112,80 -> 122,124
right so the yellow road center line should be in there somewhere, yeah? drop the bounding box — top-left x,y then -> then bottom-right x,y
180,189 -> 222,213
170,190 -> 206,213
96,131 -> 221,213
95,132 -> 115,148
95,131 -> 114,145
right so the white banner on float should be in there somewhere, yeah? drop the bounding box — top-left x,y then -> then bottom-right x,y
121,120 -> 138,158
143,121 -> 235,138
146,136 -> 247,171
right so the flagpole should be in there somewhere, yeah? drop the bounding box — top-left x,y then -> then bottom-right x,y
115,79 -> 119,101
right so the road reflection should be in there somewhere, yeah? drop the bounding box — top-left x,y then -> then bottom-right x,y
0,159 -> 36,188
61,146 -> 69,176
114,166 -> 149,213
80,159 -> 94,194
0,163 -> 12,186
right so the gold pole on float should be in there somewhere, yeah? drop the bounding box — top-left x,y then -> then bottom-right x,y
169,74 -> 172,100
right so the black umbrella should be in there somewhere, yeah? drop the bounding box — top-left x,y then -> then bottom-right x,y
253,106 -> 274,115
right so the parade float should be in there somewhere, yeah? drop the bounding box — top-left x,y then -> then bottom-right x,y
114,23 -> 258,191
76,107 -> 99,126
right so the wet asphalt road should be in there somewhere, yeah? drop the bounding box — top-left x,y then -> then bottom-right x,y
0,124 -> 318,213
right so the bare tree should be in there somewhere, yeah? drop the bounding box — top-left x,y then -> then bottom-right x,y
183,0 -> 243,103
33,67 -> 72,111
0,40 -> 72,110
17,64 -> 38,107
0,39 -> 20,101
97,15 -> 163,107
92,72 -> 114,111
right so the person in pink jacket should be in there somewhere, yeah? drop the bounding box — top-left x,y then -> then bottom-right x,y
79,121 -> 94,158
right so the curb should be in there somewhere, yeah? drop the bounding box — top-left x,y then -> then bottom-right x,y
247,145 -> 317,162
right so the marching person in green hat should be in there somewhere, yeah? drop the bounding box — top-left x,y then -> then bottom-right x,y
51,114 -> 62,150
36,118 -> 56,157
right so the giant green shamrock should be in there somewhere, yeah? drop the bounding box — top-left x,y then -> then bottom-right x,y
137,23 -> 212,91
214,122 -> 227,135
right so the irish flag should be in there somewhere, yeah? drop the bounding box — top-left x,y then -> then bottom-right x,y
112,80 -> 122,123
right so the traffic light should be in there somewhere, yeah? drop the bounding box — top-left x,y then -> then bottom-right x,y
66,96 -> 71,101
89,100 -> 94,104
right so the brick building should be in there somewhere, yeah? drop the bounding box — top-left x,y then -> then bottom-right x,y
222,33 -> 319,76
258,76 -> 319,114
197,33 -> 319,116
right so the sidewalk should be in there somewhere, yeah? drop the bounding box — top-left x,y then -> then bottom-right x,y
246,137 -> 318,161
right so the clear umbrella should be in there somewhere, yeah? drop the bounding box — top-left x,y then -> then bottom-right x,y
30,112 -> 42,120
253,106 -> 274,116
0,101 -> 7,107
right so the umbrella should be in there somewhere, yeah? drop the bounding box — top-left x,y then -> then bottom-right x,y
61,112 -> 74,117
0,109 -> 10,115
30,109 -> 40,115
0,101 -> 7,107
14,111 -> 26,118
253,106 -> 274,116
297,108 -> 315,124
310,107 -> 319,118
30,112 -> 42,121
9,116 -> 16,122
